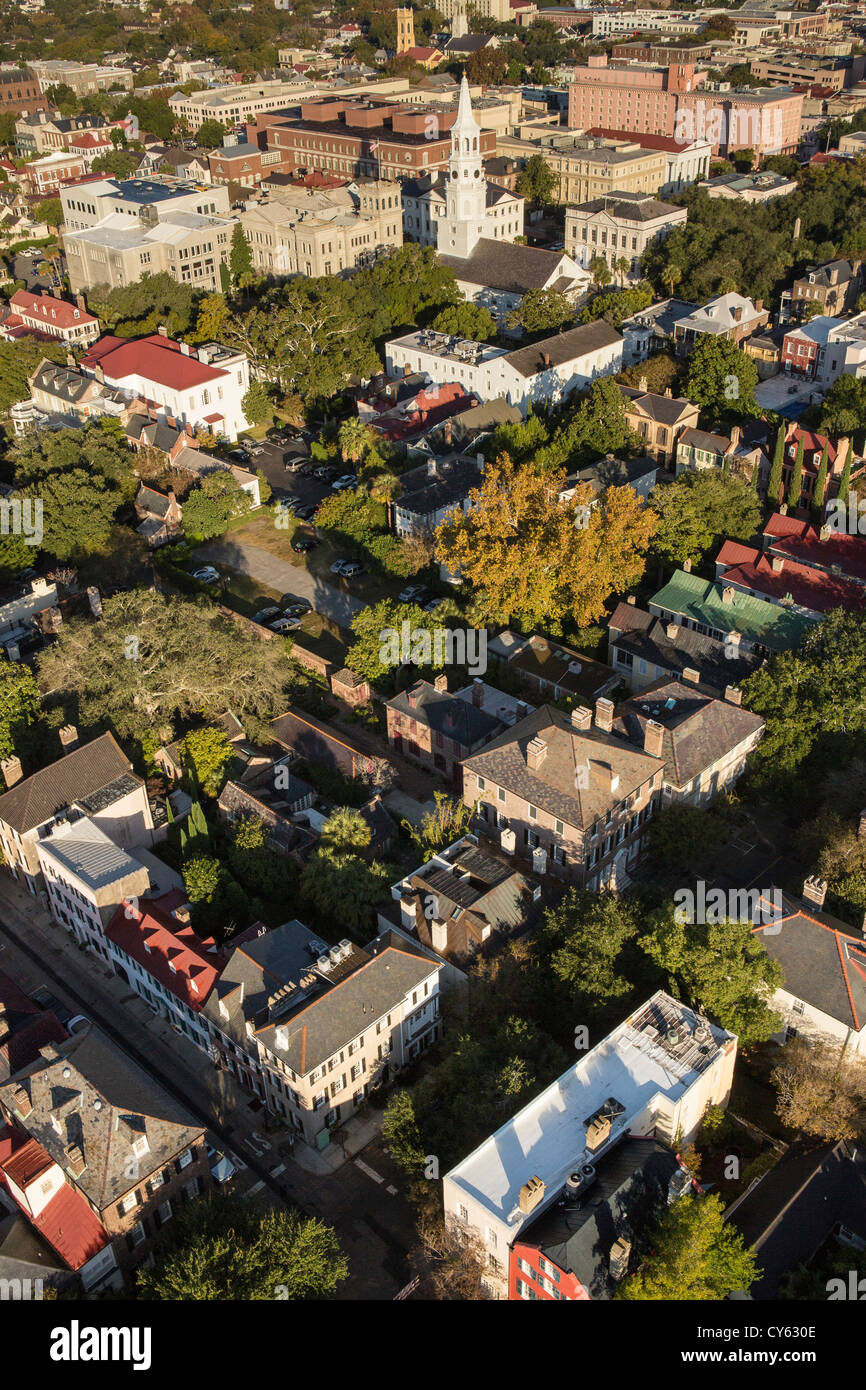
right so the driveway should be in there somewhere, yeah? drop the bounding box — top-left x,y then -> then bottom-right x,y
195,536 -> 365,629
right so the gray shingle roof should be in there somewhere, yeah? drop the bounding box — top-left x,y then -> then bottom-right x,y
619,384 -> 695,428
441,238 -> 581,296
613,678 -> 764,789
751,892 -> 866,1031
0,733 -> 136,835
387,680 -> 504,748
504,320 -> 622,379
608,601 -> 762,693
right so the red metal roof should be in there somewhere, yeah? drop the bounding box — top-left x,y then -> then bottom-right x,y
0,1126 -> 110,1270
586,126 -> 692,154
105,898 -> 223,1011
81,333 -> 227,391
717,539 -> 866,614
10,289 -> 98,330
763,515 -> 866,583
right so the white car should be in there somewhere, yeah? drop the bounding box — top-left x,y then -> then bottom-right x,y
206,1144 -> 238,1185
190,566 -> 219,583
331,474 -> 356,490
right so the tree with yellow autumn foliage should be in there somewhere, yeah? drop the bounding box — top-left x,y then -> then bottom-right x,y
435,454 -> 656,631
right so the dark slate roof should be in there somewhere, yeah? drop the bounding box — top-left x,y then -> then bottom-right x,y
396,456 -> 482,517
270,708 -> 366,778
504,321 -> 622,379
441,238 -> 580,297
444,34 -> 495,52
608,601 -> 762,693
618,384 -> 695,427
386,680 -> 504,749
32,364 -> 91,404
136,484 -> 172,518
796,258 -> 857,288
0,969 -> 68,1084
573,193 -> 683,222
0,734 -> 135,835
462,704 -> 661,830
566,454 -> 656,498
730,1139 -> 866,1299
613,678 -> 764,789
751,891 -> 866,1031
519,1137 -> 681,1299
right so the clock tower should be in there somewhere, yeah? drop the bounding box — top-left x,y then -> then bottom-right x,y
443,75 -> 487,260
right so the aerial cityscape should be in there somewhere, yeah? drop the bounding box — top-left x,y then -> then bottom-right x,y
0,0 -> 863,1343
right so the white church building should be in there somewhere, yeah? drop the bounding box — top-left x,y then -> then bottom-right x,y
402,76 -> 590,324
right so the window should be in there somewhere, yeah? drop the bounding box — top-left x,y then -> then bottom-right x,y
156,1200 -> 173,1226
177,1149 -> 193,1171
130,1221 -> 146,1247
119,1192 -> 137,1216
554,819 -> 564,836
791,998 -> 805,1016
497,788 -> 506,803
528,804 -> 538,821
476,774 -> 486,790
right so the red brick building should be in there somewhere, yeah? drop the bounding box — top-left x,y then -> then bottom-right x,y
0,68 -> 46,115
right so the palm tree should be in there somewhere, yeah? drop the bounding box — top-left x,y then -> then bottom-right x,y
663,263 -> 683,298
588,254 -> 609,288
338,416 -> 374,468
615,256 -> 630,287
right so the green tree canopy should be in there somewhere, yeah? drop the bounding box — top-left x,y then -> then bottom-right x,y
0,662 -> 40,762
684,335 -> 759,418
618,1194 -> 760,1300
182,471 -> 253,539
649,470 -> 762,569
515,153 -> 555,207
507,287 -> 573,336
431,301 -> 497,342
180,726 -> 235,795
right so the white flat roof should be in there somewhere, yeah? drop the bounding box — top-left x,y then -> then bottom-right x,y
445,991 -> 733,1235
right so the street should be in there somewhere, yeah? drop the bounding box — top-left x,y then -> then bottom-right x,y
0,879 -> 417,1299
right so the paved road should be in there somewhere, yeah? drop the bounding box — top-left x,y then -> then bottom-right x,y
0,880 -> 416,1298
196,536 -> 365,629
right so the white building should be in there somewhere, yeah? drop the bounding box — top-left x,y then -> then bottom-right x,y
443,990 -> 737,1295
79,331 -> 251,439
35,816 -> 151,965
565,191 -> 687,274
385,320 -> 623,418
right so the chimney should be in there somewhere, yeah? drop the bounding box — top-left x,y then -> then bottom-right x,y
802,875 -> 827,908
729,424 -> 741,449
638,375 -> 648,392
665,622 -> 679,640
407,685 -> 419,709
64,1143 -> 86,1177
180,341 -> 191,355
571,705 -> 592,732
11,1085 -> 31,1117
518,1175 -> 545,1214
663,387 -> 672,398
725,685 -> 743,706
595,698 -> 614,733
771,556 -> 785,573
726,629 -> 741,654
721,586 -> 735,605
755,299 -> 764,313
1,756 -> 23,788
682,558 -> 692,573
626,594 -> 636,605
526,736 -> 547,770
75,293 -> 86,311
434,672 -> 448,693
66,351 -> 75,368
172,904 -> 192,924
682,667 -> 700,684
442,419 -> 453,446
541,350 -> 551,368
59,725 -> 79,751
158,324 -> 168,337
644,719 -> 664,757
471,678 -> 484,707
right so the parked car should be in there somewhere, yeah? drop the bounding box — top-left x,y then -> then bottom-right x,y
283,598 -> 312,616
340,562 -> 365,580
190,566 -> 220,583
293,503 -> 317,521
30,987 -> 72,1028
423,596 -> 447,612
284,455 -> 307,472
331,558 -> 352,575
206,1144 -> 238,1185
228,448 -> 251,464
314,466 -> 337,482
297,462 -> 316,476
292,534 -> 319,553
399,584 -> 428,603
253,606 -> 281,625
269,616 -> 302,633
331,474 -> 357,490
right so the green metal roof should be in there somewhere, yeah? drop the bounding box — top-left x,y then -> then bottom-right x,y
649,570 -> 814,651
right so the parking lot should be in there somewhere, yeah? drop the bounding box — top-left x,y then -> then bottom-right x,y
230,430 -> 336,508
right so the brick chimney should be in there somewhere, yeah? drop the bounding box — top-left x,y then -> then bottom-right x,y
1,756 -> 23,788
59,725 -> 79,751
595,697 -> 614,732
802,875 -> 827,908
726,629 -> 741,653
571,706 -> 592,732
666,622 -> 679,640
626,594 -> 636,605
644,719 -> 664,757
771,555 -> 785,573
526,736 -> 547,770
682,667 -> 700,684
471,678 -> 484,707
725,685 -> 742,706
434,672 -> 448,693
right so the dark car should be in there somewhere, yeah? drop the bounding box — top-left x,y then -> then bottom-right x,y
30,986 -> 72,1028
292,535 -> 319,553
228,448 -> 251,464
283,598 -> 312,616
293,503 -> 317,521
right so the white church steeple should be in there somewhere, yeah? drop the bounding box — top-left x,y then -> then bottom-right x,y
444,74 -> 487,259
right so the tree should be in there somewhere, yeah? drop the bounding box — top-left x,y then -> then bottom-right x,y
337,416 -> 374,467
319,806 -> 371,854
182,471 -> 253,539
580,283 -> 652,331
138,1195 -> 347,1300
86,273 -> 197,340
819,374 -> 866,438
515,153 -> 555,208
0,662 -> 40,762
787,434 -> 804,509
300,847 -> 389,932
0,337 -> 67,415
812,443 -> 829,520
767,424 -> 785,506
661,261 -> 683,298
382,1090 -> 427,1176
685,335 -> 759,418
197,118 -> 227,149
0,531 -> 34,583
229,223 -> 255,290
19,471 -> 120,563
618,1194 -> 760,1300
37,588 -> 291,743
182,854 -> 223,905
542,890 -> 636,1005
506,287 -> 573,336
431,301 -> 497,342
241,379 -> 272,427
647,804 -> 726,871
191,293 -> 229,344
91,150 -> 142,178
639,908 -> 783,1045
436,454 -> 656,632
837,438 -> 853,507
402,792 -> 476,858
772,1037 -> 866,1141
614,255 -> 631,287
588,254 -> 609,288
180,726 -> 234,795
33,198 -> 63,230
649,471 -> 762,570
